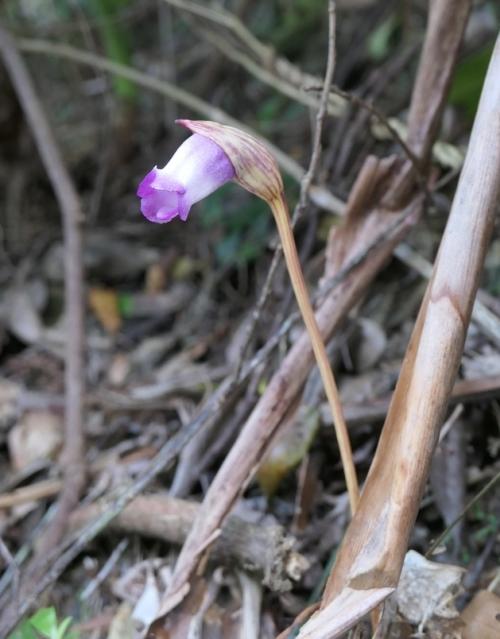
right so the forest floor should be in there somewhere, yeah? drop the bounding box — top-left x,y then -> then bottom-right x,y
0,1 -> 500,638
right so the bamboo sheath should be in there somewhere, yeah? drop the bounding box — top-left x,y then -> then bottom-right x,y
298,34 -> 500,639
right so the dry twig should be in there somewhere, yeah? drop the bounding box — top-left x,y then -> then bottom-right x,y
343,375 -> 500,428
0,24 -> 86,558
70,495 -> 308,591
15,38 -> 344,216
427,467 -> 500,558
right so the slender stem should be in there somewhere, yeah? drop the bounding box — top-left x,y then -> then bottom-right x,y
270,194 -> 359,514
426,467 -> 500,558
0,23 -> 86,557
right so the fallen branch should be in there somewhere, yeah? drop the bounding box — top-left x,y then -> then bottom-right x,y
0,479 -> 62,510
69,495 -> 308,592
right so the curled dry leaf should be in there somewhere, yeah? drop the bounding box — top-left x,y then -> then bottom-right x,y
0,378 -> 21,432
459,590 -> 500,639
430,416 -> 466,556
350,317 -> 387,372
5,287 -> 44,344
107,602 -> 134,639
258,362 -> 329,496
88,287 -> 122,334
395,550 -> 464,625
132,570 -> 161,632
7,409 -> 63,471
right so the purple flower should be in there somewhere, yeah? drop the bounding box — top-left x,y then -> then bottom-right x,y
137,133 -> 235,223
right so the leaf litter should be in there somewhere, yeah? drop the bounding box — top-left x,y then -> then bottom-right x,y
0,2 -> 499,637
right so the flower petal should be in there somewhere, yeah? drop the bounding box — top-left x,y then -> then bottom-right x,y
137,133 -> 235,224
163,133 -> 235,205
150,169 -> 186,194
137,169 -> 157,197
140,190 -> 180,223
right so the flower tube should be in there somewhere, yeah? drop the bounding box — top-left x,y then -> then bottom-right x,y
137,132 -> 235,223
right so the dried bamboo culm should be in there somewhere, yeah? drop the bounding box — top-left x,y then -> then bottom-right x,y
297,34 -> 500,639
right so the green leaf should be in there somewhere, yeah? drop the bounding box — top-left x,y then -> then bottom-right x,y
267,0 -> 326,56
19,608 -> 76,639
215,233 -> 240,266
449,43 -> 495,119
86,0 -> 137,101
368,14 -> 399,61
7,621 -> 37,639
29,608 -> 58,637
200,188 -> 271,267
117,293 -> 134,317
55,618 -> 73,639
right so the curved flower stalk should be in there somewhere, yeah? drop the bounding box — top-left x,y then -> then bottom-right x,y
137,119 -> 359,513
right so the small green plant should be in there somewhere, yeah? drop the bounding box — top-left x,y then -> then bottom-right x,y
449,42 -> 495,119
8,607 -> 77,639
85,0 -> 137,102
471,503 -> 499,544
367,14 -> 400,61
199,176 -> 298,268
200,185 -> 271,267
